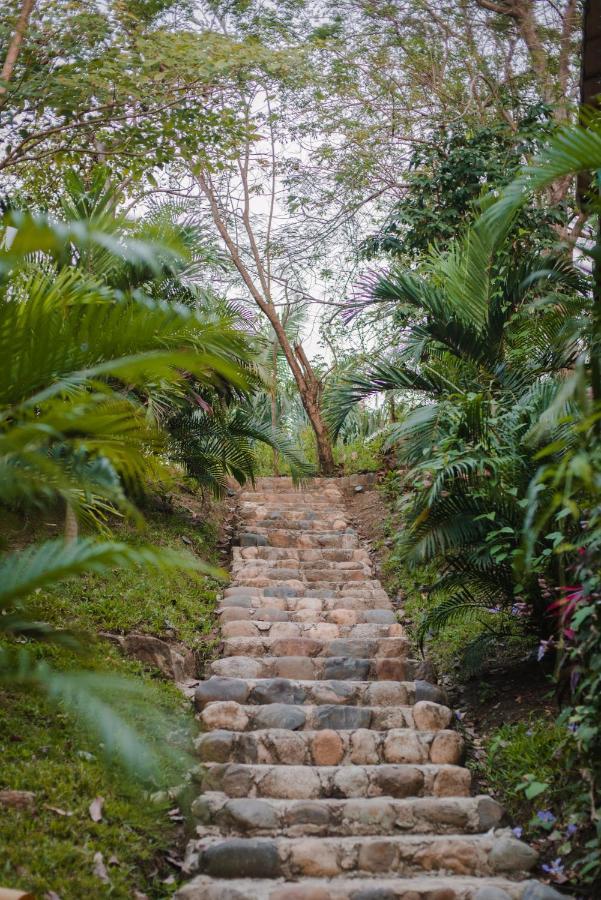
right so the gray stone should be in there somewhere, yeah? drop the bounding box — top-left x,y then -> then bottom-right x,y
202,838 -> 281,878
477,796 -> 504,830
354,484 -> 364,493
220,596 -> 253,608
489,837 -> 538,873
351,892 -> 396,900
474,888 -> 512,900
414,679 -> 446,704
363,610 -> 396,624
521,883 -> 567,900
252,678 -> 306,706
194,677 -> 250,710
264,585 -> 300,598
225,798 -> 279,831
254,703 -> 307,731
323,657 -> 370,680
328,639 -> 375,658
314,704 -> 371,730
240,533 -> 268,547
195,730 -> 234,763
285,801 -> 330,829
258,608 -> 290,622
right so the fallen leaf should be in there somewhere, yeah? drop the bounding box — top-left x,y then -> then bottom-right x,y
108,855 -> 119,866
93,851 -> 110,883
44,892 -> 62,900
132,892 -> 150,900
44,804 -> 73,817
162,875 -> 176,884
0,789 -> 36,811
89,795 -> 105,822
166,855 -> 184,868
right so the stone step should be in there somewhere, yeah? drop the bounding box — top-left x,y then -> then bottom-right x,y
191,792 -> 503,837
221,636 -> 410,659
231,560 -> 371,574
240,519 -> 350,532
210,655 -> 417,681
198,700 -> 453,734
174,875 -> 541,900
234,571 -> 374,585
222,590 -> 392,607
218,607 -> 397,625
194,677 -> 445,711
220,621 -> 404,640
220,597 -> 393,613
195,727 -> 463,766
196,762 -> 472,800
234,548 -> 371,562
185,833 -> 537,880
238,531 -> 359,549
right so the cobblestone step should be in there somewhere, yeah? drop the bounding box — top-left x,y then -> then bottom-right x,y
196,762 -> 473,799
210,655 -> 417,681
194,677 -> 445,710
198,700 -> 453,733
190,793 -> 504,837
184,833 -> 538,880
195,727 -> 463,766
175,875 -> 547,899
175,476 -> 549,900
220,621 -> 404,640
218,608 -> 398,625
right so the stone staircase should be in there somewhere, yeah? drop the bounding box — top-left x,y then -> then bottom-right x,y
175,477 -> 559,900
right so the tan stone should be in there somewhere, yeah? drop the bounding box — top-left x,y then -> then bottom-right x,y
270,888 -> 331,900
350,729 -> 380,765
201,701 -> 249,732
289,838 -> 340,877
260,766 -> 321,799
413,838 -> 487,876
329,609 -> 357,625
430,731 -> 464,764
358,838 -> 397,873
433,766 -> 472,797
413,700 -> 453,731
311,730 -> 344,766
365,682 -> 410,706
383,731 -> 426,764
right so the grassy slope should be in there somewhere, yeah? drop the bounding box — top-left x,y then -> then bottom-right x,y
0,490 -> 222,898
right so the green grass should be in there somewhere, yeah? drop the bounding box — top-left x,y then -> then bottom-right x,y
33,510 -> 221,647
0,648 -> 194,898
1,495 -> 222,897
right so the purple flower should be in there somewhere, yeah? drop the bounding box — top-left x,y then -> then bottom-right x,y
566,823 -> 578,836
536,810 -> 556,825
537,638 -> 555,662
526,729 -> 533,736
542,857 -> 564,877
455,710 -> 463,720
568,722 -> 578,734
512,826 -> 523,838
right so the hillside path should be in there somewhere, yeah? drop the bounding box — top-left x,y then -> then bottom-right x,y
175,477 -> 560,900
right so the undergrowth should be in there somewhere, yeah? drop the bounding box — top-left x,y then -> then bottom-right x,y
1,492 -> 222,897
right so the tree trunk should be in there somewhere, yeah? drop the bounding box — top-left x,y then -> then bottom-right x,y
271,341 -> 279,476
64,501 -> 79,542
0,0 -> 36,94
196,171 -> 336,475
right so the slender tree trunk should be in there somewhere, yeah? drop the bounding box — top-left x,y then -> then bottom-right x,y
196,171 -> 336,475
0,0 -> 36,94
64,501 -> 79,542
271,340 -> 279,476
